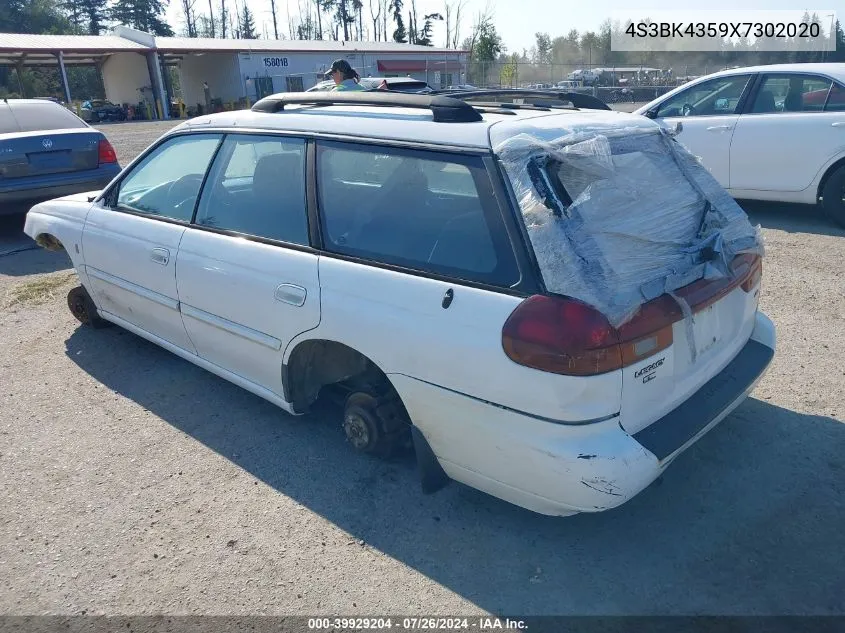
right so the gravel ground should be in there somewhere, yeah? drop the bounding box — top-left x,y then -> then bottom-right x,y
0,116 -> 844,617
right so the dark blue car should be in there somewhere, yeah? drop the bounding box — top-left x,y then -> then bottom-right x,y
1,98 -> 121,215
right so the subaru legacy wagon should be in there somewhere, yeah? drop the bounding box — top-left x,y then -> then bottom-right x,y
24,91 -> 775,516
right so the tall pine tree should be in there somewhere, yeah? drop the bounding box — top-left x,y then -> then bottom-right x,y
111,0 -> 174,35
239,3 -> 257,38
63,0 -> 109,34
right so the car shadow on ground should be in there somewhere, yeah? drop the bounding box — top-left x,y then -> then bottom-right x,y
0,213 -> 72,276
739,200 -> 845,237
64,324 -> 845,615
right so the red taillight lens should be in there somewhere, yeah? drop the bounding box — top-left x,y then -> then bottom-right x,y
502,295 -> 622,376
98,139 -> 117,164
502,253 -> 763,377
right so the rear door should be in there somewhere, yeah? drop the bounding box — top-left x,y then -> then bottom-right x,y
175,134 -> 319,396
649,73 -> 754,187
0,101 -> 100,182
730,73 -> 845,192
83,133 -> 223,351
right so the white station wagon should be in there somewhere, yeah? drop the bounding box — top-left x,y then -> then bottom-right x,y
637,63 -> 845,226
25,91 -> 776,516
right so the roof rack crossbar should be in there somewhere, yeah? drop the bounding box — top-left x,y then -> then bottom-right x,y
251,91 -> 484,123
431,89 -> 612,111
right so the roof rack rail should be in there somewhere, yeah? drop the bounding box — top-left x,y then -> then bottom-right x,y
431,89 -> 612,111
251,91 -> 483,123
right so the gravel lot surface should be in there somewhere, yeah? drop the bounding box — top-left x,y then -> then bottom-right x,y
0,115 -> 843,616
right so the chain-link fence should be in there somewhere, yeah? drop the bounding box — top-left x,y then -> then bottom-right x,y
462,62 -> 738,102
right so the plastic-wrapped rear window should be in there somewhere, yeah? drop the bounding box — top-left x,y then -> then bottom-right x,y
493,118 -> 763,328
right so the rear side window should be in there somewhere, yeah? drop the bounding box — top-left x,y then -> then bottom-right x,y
825,82 -> 845,112
750,74 -> 834,113
316,141 -> 519,286
195,134 -> 308,245
8,102 -> 87,132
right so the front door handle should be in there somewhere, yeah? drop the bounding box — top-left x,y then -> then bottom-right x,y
274,283 -> 307,307
831,122 -> 845,127
150,248 -> 170,266
706,125 -> 733,132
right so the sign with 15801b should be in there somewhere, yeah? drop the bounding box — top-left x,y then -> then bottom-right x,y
262,57 -> 289,68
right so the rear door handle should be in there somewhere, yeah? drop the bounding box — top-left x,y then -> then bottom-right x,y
150,248 -> 170,266
274,283 -> 307,307
706,125 -> 733,132
831,122 -> 845,127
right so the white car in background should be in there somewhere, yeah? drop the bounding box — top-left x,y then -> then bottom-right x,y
637,63 -> 845,226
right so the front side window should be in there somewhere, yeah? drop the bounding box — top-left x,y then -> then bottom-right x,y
826,82 -> 845,112
656,74 -> 752,118
750,74 -> 834,113
194,134 -> 308,245
316,142 -> 519,286
114,134 -> 222,222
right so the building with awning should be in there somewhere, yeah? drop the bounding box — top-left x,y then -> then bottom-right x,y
0,28 -> 468,119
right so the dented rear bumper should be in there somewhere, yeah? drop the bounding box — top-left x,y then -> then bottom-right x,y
399,312 -> 775,517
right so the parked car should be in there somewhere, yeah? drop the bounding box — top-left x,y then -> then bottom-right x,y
307,77 -> 433,93
636,63 -> 845,226
80,99 -> 126,123
24,91 -> 774,516
0,98 -> 120,214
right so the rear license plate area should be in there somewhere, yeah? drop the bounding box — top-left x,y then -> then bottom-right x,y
692,305 -> 721,356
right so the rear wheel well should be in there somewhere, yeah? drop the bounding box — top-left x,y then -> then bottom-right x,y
817,158 -> 845,201
285,339 -> 394,414
35,233 -> 65,252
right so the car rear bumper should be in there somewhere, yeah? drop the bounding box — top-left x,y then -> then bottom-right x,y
0,167 -> 119,213
399,311 -> 776,516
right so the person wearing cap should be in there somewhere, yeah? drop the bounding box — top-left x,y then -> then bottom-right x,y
325,60 -> 364,91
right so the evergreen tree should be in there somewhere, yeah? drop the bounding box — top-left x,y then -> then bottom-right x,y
110,0 -> 174,35
389,0 -> 406,42
239,3 -> 257,38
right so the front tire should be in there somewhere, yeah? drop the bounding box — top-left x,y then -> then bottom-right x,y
821,165 -> 845,228
67,286 -> 110,329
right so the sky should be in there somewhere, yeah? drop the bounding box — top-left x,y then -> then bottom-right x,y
165,0 -> 839,52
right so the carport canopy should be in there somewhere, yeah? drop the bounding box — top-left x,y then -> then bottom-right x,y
0,33 -> 149,103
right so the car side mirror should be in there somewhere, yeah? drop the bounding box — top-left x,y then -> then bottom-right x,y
644,108 -> 658,119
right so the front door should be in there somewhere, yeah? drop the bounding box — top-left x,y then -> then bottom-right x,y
82,133 -> 223,351
650,73 -> 754,188
175,134 -> 320,396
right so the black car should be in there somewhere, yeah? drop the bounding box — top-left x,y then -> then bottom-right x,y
80,100 -> 126,123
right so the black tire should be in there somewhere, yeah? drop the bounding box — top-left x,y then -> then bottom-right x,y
821,164 -> 845,228
67,286 -> 110,329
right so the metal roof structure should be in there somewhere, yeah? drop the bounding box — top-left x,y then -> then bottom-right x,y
0,31 -> 465,68
0,33 -> 149,67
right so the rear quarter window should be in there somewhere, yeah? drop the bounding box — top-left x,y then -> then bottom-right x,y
8,102 -> 87,132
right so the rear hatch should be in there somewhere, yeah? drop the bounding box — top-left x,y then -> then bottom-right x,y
492,112 -> 764,434
0,128 -> 101,180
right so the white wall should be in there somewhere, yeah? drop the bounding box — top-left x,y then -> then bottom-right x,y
179,53 -> 243,108
102,52 -> 152,105
236,51 -> 468,95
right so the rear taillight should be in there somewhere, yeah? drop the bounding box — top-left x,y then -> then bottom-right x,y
503,253 -> 763,377
98,139 -> 117,164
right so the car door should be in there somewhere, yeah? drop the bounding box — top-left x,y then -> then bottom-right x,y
647,74 -> 754,187
729,73 -> 845,193
82,133 -> 223,352
175,134 -> 319,397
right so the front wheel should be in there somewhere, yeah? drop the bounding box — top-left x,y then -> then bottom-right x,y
67,286 -> 111,329
820,165 -> 845,228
